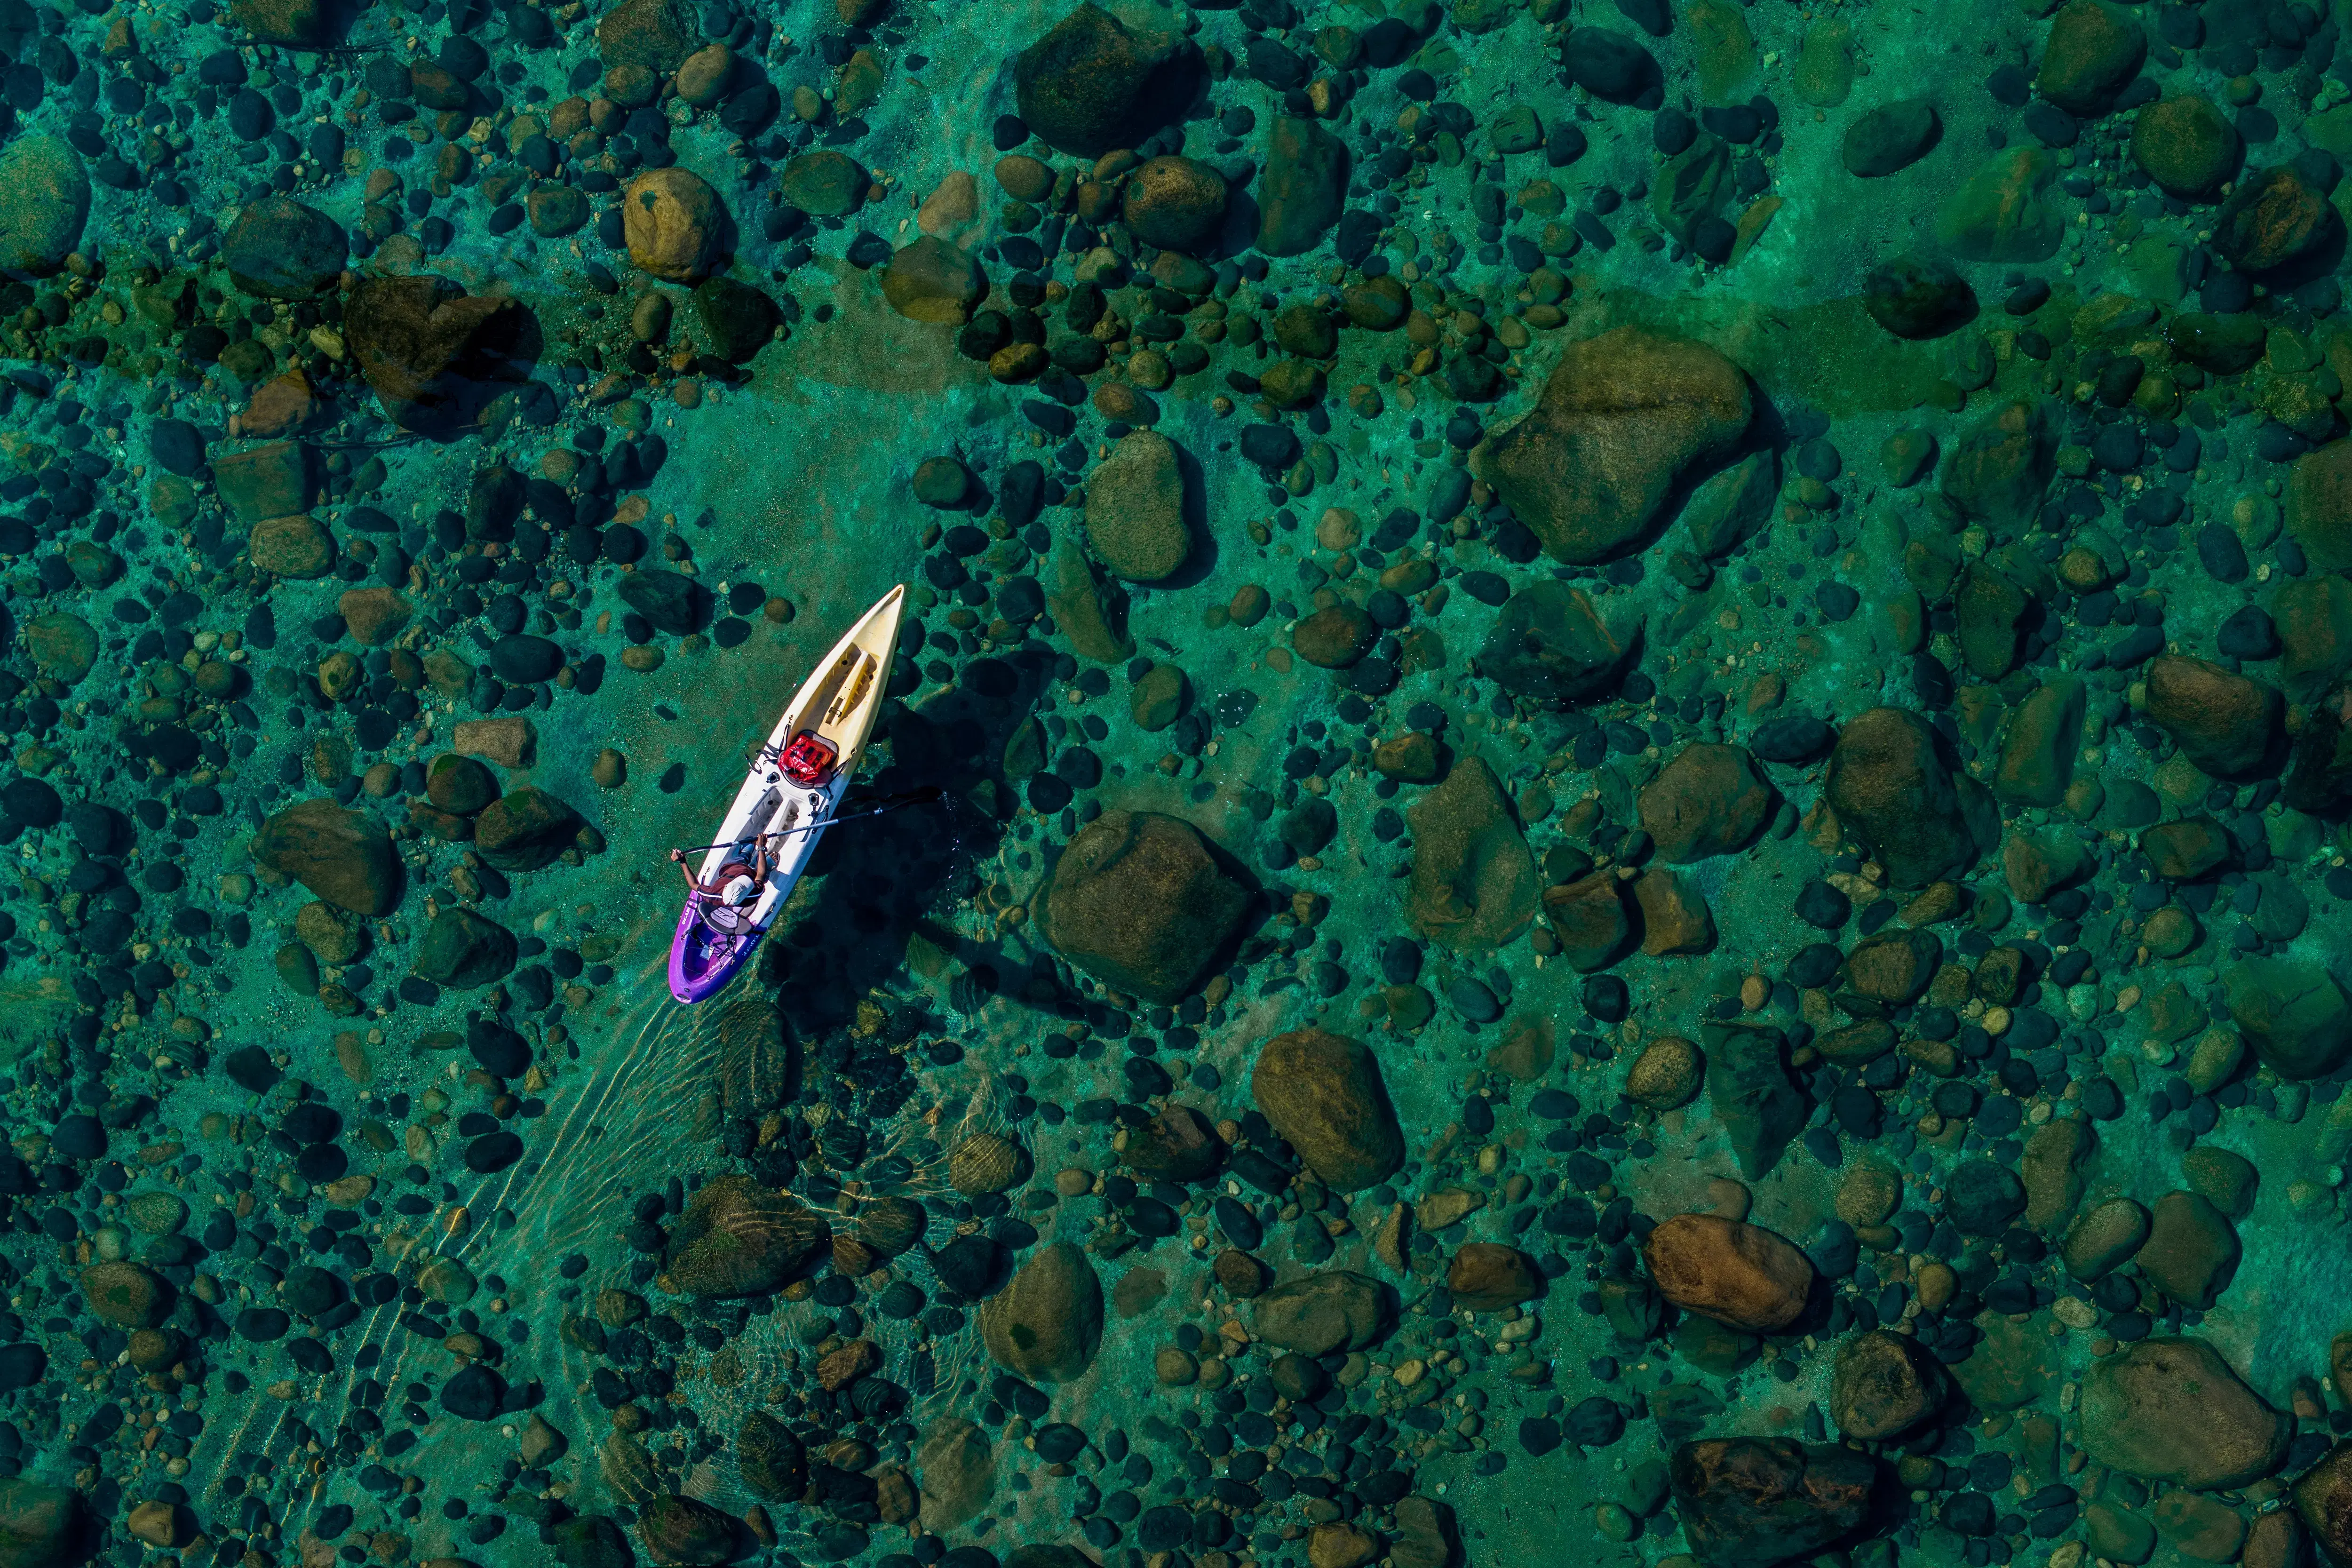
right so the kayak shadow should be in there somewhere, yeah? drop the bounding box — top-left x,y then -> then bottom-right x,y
747,648 -> 1106,1035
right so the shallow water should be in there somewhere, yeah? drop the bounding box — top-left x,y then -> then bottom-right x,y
5,0 -> 2352,1566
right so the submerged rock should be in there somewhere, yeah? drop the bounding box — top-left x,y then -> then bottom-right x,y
663,1175 -> 829,1297
254,799 -> 401,915
0,137 -> 89,279
1824,708 -> 1983,888
2079,1337 -> 2288,1489
1670,1438 -> 1874,1568
1014,3 -> 1200,158
1479,326 -> 1752,564
1035,810 -> 1248,1002
1642,1213 -> 1812,1331
980,1242 -> 1102,1383
1251,1028 -> 1404,1193
1406,758 -> 1538,952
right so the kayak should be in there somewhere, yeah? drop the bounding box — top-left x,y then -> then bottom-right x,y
666,584 -> 906,1003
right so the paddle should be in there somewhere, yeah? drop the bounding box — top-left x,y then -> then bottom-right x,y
670,786 -> 946,856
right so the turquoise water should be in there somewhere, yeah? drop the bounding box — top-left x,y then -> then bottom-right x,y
0,0 -> 2351,1566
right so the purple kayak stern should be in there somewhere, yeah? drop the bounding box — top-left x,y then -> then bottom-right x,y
667,896 -> 764,1003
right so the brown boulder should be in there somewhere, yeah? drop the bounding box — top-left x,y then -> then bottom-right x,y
1293,602 -> 1374,668
2289,441 -> 2352,574
1641,1212 -> 1813,1332
2139,815 -> 2233,880
2131,95 -> 2242,199
1940,398 -> 2055,527
2276,575 -> 2352,703
1479,326 -> 1752,564
1251,1028 -> 1403,1192
2294,1441 -> 2352,1568
2135,1190 -> 2240,1309
1406,758 -> 1538,952
1121,156 -> 1227,251
2145,654 -> 2282,779
0,1478 -> 87,1568
663,1174 -> 829,1297
2036,0 -> 2145,114
980,1242 -> 1103,1383
1638,742 -> 1771,862
344,274 -> 523,436
2216,164 -> 2339,273
1036,810 -> 1248,1003
1824,708 -> 1981,888
623,167 -> 725,282
81,1262 -> 168,1329
1829,1329 -> 1946,1439
1122,1106 -> 1221,1183
1013,3 -> 1200,158
254,797 -> 401,915
2080,1337 -> 2288,1490
1634,868 -> 1715,956
1542,873 -> 1634,971
1445,1244 -> 1538,1311
1251,1271 -> 1385,1355
1670,1438 -> 1875,1568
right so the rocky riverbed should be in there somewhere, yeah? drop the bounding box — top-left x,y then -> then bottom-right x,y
1,0 -> 2352,1567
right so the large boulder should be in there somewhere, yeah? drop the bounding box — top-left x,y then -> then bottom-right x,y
1862,253 -> 1976,340
1940,398 -> 2055,526
473,787 -> 584,871
2215,164 -> 2339,274
1014,3 -> 1201,158
663,1174 -> 829,1297
1251,1027 -> 1403,1192
1641,1212 -> 1813,1332
2223,958 -> 2352,1079
343,275 -> 524,435
1121,157 -> 1227,252
1476,581 -> 1639,706
412,907 -> 517,990
2131,95 -> 2241,199
2294,1442 -> 2352,1568
596,0 -> 699,69
2286,442 -> 2352,576
2078,1337 -> 2288,1490
254,798 -> 401,915
1638,743 -> 1770,863
2289,440 -> 2352,573
623,167 -> 725,282
0,137 -> 89,279
1251,1271 -> 1385,1356
637,1495 -> 734,1566
2035,0 -> 2145,114
1035,811 -> 1248,1003
980,1242 -> 1102,1383
2144,654 -> 2282,778
1824,708 -> 1980,888
1704,1023 -> 1805,1178
0,1478 -> 88,1568
1935,147 -> 2063,263
1085,431 -> 1190,581
735,1413 -> 806,1502
882,237 -> 987,324
1257,116 -> 1348,256
222,197 -> 347,298
81,1261 -> 169,1329
1406,758 -> 1537,952
1669,1439 -> 1875,1568
1481,327 -> 1751,564
1829,1329 -> 1946,1439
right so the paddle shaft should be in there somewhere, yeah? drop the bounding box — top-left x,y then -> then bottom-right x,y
673,787 -> 943,856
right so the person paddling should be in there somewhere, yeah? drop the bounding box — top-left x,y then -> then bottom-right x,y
671,835 -> 776,903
